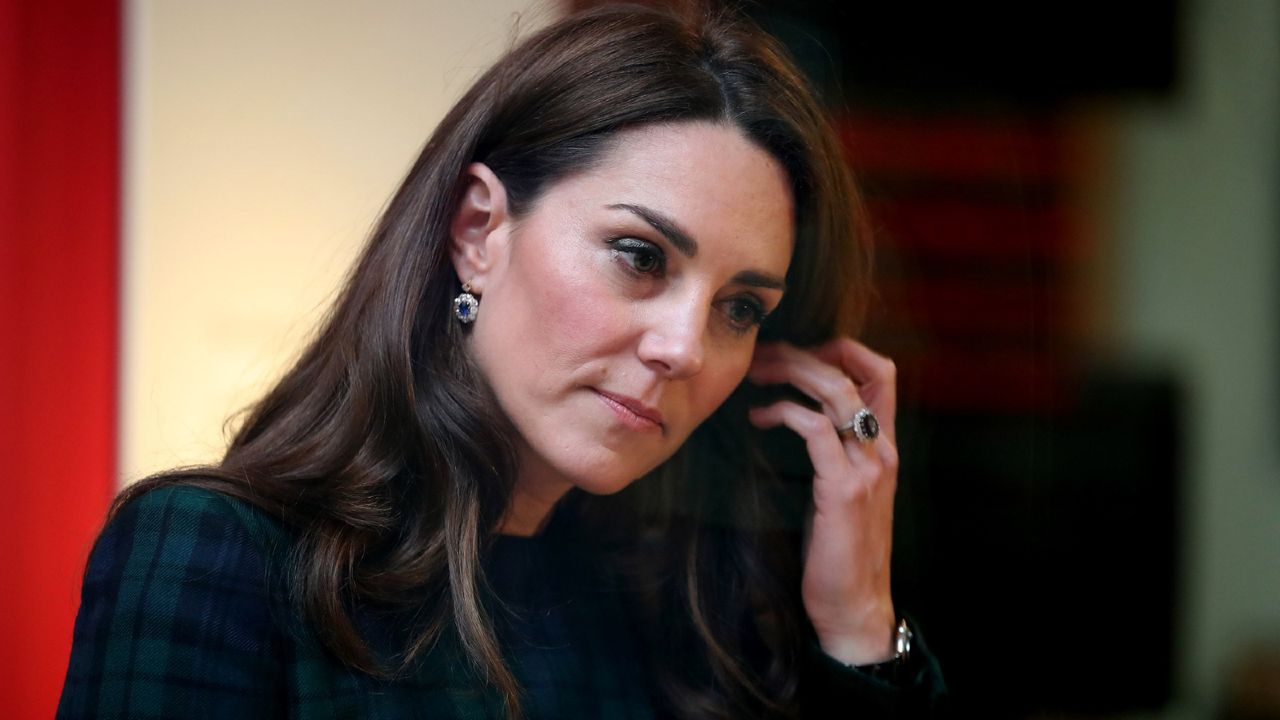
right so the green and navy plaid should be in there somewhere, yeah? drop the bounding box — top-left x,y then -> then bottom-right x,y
58,485 -> 945,718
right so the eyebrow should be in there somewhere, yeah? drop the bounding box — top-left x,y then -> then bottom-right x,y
608,203 -> 698,257
606,202 -> 787,291
732,270 -> 786,291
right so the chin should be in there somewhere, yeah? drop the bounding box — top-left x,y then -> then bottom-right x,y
558,451 -> 669,497
563,463 -> 646,496
574,477 -> 640,497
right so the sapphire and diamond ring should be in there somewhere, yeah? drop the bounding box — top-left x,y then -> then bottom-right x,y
836,408 -> 879,443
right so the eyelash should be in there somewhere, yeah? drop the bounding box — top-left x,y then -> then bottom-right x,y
724,296 -> 768,333
608,237 -> 666,276
606,237 -> 770,334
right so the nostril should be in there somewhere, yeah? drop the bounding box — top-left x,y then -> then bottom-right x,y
636,301 -> 710,377
639,336 -> 701,377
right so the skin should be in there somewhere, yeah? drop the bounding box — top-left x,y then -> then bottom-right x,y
450,121 -> 899,665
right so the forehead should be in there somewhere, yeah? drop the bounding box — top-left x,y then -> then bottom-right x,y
540,121 -> 796,273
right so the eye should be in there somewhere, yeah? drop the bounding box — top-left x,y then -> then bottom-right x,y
723,296 -> 767,333
630,249 -> 661,274
607,237 -> 666,276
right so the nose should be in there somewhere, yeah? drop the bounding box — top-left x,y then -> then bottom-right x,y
637,298 -> 706,379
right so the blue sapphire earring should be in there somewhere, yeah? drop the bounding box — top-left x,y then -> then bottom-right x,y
453,282 -> 479,324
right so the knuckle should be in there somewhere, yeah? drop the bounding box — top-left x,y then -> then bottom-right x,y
838,376 -> 861,405
879,357 -> 897,381
821,372 -> 858,404
835,479 -> 874,506
880,443 -> 900,472
797,409 -> 829,435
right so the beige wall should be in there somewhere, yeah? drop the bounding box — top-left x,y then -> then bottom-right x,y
121,1 -> 551,481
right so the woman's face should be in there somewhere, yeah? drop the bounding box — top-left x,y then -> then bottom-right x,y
458,121 -> 794,498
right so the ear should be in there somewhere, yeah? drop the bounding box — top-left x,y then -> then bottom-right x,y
449,163 -> 510,294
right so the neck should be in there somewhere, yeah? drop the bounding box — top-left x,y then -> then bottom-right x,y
498,462 -> 574,537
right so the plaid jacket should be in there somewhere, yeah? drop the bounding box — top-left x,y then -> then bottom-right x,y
58,486 -> 945,719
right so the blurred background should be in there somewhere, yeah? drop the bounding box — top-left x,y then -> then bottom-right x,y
2,0 -> 1276,717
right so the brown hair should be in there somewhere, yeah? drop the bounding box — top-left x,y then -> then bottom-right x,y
111,4 -> 870,718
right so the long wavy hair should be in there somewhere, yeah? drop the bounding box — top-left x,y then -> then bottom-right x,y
111,4 -> 871,718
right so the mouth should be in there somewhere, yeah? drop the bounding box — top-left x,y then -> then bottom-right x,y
593,389 -> 664,432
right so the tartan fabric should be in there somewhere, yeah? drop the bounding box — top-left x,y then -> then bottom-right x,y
58,485 -> 945,718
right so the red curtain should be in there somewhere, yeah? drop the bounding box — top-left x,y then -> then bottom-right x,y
0,0 -> 120,716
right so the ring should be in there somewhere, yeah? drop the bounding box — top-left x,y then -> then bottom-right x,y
835,408 -> 879,443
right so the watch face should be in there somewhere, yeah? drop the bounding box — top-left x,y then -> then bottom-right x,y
894,618 -> 913,658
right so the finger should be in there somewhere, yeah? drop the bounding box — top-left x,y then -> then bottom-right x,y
752,340 -> 896,451
811,339 -> 897,442
748,400 -> 880,478
750,343 -> 888,456
748,343 -> 863,428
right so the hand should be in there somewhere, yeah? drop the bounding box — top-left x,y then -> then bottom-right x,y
747,338 -> 899,666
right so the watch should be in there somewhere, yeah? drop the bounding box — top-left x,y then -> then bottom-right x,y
857,617 -> 913,681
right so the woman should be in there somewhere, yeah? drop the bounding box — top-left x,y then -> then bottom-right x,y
59,4 -> 945,718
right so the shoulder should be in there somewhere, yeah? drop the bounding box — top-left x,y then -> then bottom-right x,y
59,484 -> 293,717
101,483 -> 289,567
85,482 -> 293,622
89,483 -> 293,607
115,483 -> 287,543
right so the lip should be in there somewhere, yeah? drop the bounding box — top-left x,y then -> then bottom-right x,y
593,389 -> 664,431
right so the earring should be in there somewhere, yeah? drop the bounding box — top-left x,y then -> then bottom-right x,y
453,282 -> 479,324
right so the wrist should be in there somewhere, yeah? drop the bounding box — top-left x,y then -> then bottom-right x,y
821,617 -> 914,685
814,610 -> 897,666
857,618 -> 914,682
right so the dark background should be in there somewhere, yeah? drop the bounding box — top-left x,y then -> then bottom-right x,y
744,2 -> 1184,714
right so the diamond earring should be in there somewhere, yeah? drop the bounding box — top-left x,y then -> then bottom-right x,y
453,283 -> 479,324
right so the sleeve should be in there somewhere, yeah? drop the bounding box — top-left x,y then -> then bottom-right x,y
799,616 -> 949,718
57,486 -> 288,719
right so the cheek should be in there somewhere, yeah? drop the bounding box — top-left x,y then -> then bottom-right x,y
689,346 -> 754,420
496,235 -> 629,372
544,267 -> 623,358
